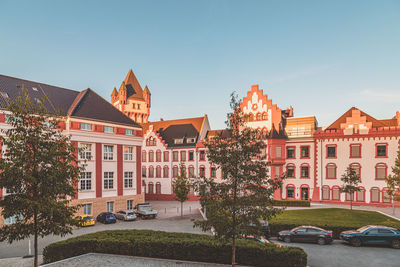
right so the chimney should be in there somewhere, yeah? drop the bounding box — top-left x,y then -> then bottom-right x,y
160,118 -> 164,121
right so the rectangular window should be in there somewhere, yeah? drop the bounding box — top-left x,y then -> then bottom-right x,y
104,172 -> 114,189
322,188 -> 330,200
211,167 -> 216,178
174,139 -> 183,144
199,167 -> 205,177
275,146 -> 282,159
376,166 -> 386,180
287,166 -> 295,178
371,189 -> 380,203
79,143 -> 92,160
350,144 -> 361,158
142,151 -> 146,162
142,166 -> 146,178
286,147 -> 295,159
357,190 -> 364,202
188,151 -> 194,161
124,146 -> 133,161
200,150 -> 205,161
287,187 -> 294,198
301,166 -> 309,178
125,129 -> 133,135
345,192 -> 352,201
383,191 -> 391,203
80,122 -> 92,131
180,151 -> 186,161
79,172 -> 92,190
83,204 -> 92,215
4,215 -> 23,225
156,151 -> 161,162
173,151 -> 179,162
275,166 -> 280,178
106,201 -> 114,212
104,126 -> 114,133
163,151 -> 169,162
127,200 -> 133,210
124,171 -> 133,188
103,145 -> 114,160
188,167 -> 194,178
327,165 -> 336,179
327,146 -> 336,158
163,167 -> 169,178
332,188 -> 340,200
376,144 -> 387,157
173,167 -> 178,178
301,146 -> 309,158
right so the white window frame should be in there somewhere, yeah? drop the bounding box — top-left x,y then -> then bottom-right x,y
79,143 -> 92,160
103,145 -> 114,160
106,201 -> 114,212
80,123 -> 92,131
124,146 -> 133,161
104,126 -> 114,133
125,129 -> 133,135
104,172 -> 114,189
83,203 -> 92,215
79,172 -> 92,190
124,171 -> 133,188
127,200 -> 133,210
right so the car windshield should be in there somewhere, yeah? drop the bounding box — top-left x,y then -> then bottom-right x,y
291,227 -> 301,232
84,216 -> 93,220
140,205 -> 151,211
106,215 -> 114,219
127,212 -> 135,216
356,226 -> 370,232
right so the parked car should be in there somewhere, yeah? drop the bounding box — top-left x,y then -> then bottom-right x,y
278,226 -> 333,245
115,210 -> 137,221
96,212 -> 117,224
76,214 -> 95,227
134,203 -> 158,219
248,220 -> 271,239
340,225 -> 400,249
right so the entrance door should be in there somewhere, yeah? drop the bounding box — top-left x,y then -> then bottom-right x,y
301,188 -> 309,200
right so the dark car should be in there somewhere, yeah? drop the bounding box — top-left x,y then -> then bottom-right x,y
278,226 -> 333,245
248,220 -> 271,239
96,212 -> 117,224
340,225 -> 400,249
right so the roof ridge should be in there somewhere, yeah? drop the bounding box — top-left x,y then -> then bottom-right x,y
68,89 -> 89,117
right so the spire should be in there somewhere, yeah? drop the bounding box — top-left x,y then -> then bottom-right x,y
124,69 -> 143,91
144,85 -> 150,94
111,87 -> 118,96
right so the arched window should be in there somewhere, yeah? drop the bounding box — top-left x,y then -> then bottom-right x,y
262,112 -> 267,120
350,163 -> 361,180
142,166 -> 146,178
172,166 -> 179,178
148,183 -> 154,194
257,113 -> 261,121
286,164 -> 295,178
370,187 -> 380,203
142,151 -> 146,162
322,186 -> 330,200
262,128 -> 268,139
326,163 -> 337,179
163,151 -> 169,162
163,166 -> 169,178
300,164 -> 310,178
148,151 -> 154,162
156,183 -> 161,194
156,150 -> 162,162
382,188 -> 391,203
286,185 -> 295,199
356,187 -> 365,202
332,186 -> 340,200
375,163 -> 387,180
148,166 -> 154,178
188,166 -> 195,178
156,166 -> 161,178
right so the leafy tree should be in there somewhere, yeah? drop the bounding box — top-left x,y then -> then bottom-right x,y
0,87 -> 82,267
194,93 -> 284,266
340,165 -> 361,211
386,150 -> 400,215
172,162 -> 191,217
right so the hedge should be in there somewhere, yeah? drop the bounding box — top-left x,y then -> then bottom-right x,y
43,229 -> 307,267
272,200 -> 310,207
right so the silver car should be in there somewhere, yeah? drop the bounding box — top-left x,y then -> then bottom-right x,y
115,210 -> 137,221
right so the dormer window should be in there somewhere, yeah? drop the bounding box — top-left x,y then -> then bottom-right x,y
0,92 -> 9,98
174,139 -> 183,144
187,137 -> 196,143
104,126 -> 114,133
80,123 -> 92,131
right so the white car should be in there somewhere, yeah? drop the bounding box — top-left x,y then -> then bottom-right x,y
115,210 -> 137,221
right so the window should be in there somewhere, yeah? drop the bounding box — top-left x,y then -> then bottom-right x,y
142,166 -> 146,178
257,113 -> 261,121
357,189 -> 365,202
188,166 -> 194,178
275,166 -> 280,178
163,166 -> 169,178
174,139 -> 183,144
173,151 -> 179,162
156,150 -> 161,162
383,190 -> 391,203
371,189 -> 380,203
187,137 -> 196,143
211,167 -> 216,178
124,146 -> 133,161
262,112 -> 267,120
332,187 -> 340,200
287,186 -> 294,198
345,192 -> 352,201
163,151 -> 169,162
156,183 -> 161,194
79,143 -> 92,160
350,144 -> 361,158
156,166 -> 161,178
301,146 -> 309,158
106,201 -> 114,212
326,164 -> 336,179
124,172 -> 133,188
200,150 -> 205,161
103,145 -> 114,160
287,147 -> 295,159
376,164 -> 387,180
4,215 -> 23,225
327,145 -> 336,158
127,200 -> 133,210
125,129 -> 133,135
80,123 -> 92,131
149,151 -> 154,162
180,151 -> 186,161
79,172 -> 92,190
104,172 -> 114,189
188,151 -> 194,161
148,166 -> 154,178
199,166 -> 205,177
275,146 -> 282,158
376,144 -> 387,157
379,229 -> 394,234
83,204 -> 92,215
146,137 -> 156,146
322,187 -> 330,200
148,183 -> 154,194
104,126 -> 114,133
301,166 -> 309,178
351,164 -> 361,179
287,165 -> 295,178
173,166 -> 179,178
142,151 -> 146,162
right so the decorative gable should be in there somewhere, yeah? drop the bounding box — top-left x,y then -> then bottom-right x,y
339,109 -> 372,135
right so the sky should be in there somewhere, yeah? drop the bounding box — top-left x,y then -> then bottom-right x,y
0,0 -> 399,129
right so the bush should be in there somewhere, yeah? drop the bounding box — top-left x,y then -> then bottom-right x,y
43,229 -> 307,267
272,200 -> 310,207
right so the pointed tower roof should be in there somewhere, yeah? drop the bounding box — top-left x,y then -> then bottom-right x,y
111,87 -> 118,96
144,85 -> 150,94
122,69 -> 145,100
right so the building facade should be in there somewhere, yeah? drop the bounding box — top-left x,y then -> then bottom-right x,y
0,74 -> 145,227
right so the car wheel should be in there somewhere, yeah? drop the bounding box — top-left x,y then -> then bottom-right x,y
351,238 -> 362,247
284,236 -> 291,243
317,238 -> 326,245
392,239 -> 400,249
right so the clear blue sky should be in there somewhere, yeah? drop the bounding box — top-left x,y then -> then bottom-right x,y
1,0 -> 399,129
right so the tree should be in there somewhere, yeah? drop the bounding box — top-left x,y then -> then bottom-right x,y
194,93 -> 284,267
172,162 -> 191,217
340,165 -> 361,211
386,150 -> 400,215
0,87 -> 82,267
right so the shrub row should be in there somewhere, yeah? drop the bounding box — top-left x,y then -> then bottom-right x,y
272,200 -> 311,207
43,229 -> 307,267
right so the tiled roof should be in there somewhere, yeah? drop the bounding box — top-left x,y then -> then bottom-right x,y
158,124 -> 199,148
141,116 -> 207,135
205,129 -> 231,138
0,74 -> 141,128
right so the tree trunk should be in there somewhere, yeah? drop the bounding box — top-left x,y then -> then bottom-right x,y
34,210 -> 38,267
181,202 -> 183,218
350,194 -> 353,211
231,236 -> 236,267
